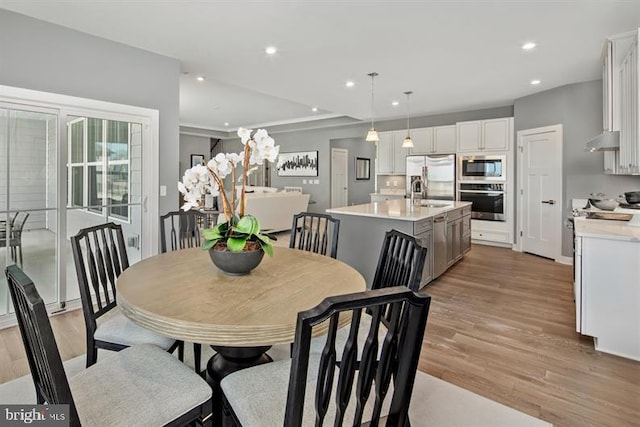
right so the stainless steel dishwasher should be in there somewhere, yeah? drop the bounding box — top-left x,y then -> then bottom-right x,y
433,213 -> 447,278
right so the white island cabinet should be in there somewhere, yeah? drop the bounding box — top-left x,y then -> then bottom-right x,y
574,217 -> 640,361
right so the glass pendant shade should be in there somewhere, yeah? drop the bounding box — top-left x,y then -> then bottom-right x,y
366,129 -> 380,142
401,136 -> 414,148
365,72 -> 379,142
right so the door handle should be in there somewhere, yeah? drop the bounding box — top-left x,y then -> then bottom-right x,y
541,200 -> 556,205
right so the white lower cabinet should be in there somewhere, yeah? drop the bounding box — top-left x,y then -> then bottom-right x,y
575,234 -> 640,361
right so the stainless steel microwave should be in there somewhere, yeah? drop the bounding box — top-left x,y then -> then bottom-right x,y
459,154 -> 506,181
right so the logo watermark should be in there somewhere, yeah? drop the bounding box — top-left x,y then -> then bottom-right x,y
0,405 -> 68,426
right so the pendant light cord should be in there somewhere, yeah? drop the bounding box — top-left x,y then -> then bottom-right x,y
405,91 -> 413,137
368,72 -> 378,130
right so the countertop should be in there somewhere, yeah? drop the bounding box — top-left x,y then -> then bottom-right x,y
574,216 -> 640,241
326,199 -> 471,221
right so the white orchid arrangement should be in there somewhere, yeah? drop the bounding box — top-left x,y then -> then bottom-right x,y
178,128 -> 280,254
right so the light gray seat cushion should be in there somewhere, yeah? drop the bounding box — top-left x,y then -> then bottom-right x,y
309,314 -> 387,359
95,307 -> 175,350
69,344 -> 212,426
221,354 -> 391,426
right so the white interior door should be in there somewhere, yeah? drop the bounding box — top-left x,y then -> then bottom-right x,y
331,148 -> 348,208
519,125 -> 563,260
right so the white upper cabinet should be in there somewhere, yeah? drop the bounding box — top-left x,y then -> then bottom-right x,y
433,125 -> 457,153
409,128 -> 433,154
457,117 -> 513,152
602,28 -> 640,175
376,131 -> 408,174
410,125 -> 457,155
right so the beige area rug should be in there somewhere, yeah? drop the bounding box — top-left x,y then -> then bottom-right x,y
0,344 -> 550,426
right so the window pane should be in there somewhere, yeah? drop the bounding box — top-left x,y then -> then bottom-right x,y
88,165 -> 103,213
87,118 -> 102,163
70,121 -> 83,163
108,164 -> 128,219
107,121 -> 129,161
71,166 -> 83,207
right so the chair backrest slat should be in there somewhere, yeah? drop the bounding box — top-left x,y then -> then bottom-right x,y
285,287 -> 431,427
289,212 -> 340,259
5,265 -> 81,425
160,210 -> 208,253
71,223 -> 129,334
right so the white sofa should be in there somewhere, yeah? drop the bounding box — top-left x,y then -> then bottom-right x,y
218,188 -> 311,233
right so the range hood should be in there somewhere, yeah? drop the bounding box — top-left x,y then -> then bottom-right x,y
585,130 -> 619,152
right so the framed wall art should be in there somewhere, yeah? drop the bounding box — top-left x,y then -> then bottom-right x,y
190,154 -> 205,167
355,157 -> 370,180
277,151 -> 318,177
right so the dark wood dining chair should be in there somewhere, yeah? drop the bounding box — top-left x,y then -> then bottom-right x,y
7,211 -> 29,266
221,286 -> 431,426
160,210 -> 209,253
5,264 -> 213,427
310,229 -> 428,359
71,222 -> 183,367
160,210 -> 210,375
289,212 -> 340,258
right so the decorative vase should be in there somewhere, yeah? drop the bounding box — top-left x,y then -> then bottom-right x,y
208,244 -> 264,276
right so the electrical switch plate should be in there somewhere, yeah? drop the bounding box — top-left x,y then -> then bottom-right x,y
160,185 -> 167,196
314,179 -> 319,184
303,179 -> 308,184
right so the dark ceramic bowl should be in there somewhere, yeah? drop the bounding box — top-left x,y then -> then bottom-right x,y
624,191 -> 640,204
209,247 -> 264,275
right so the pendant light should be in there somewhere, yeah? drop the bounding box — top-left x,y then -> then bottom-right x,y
365,72 -> 380,142
401,91 -> 414,148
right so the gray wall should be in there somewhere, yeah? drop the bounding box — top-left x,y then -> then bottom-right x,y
0,9 -> 181,216
179,134 -> 210,177
514,80 -> 640,257
330,137 -> 377,206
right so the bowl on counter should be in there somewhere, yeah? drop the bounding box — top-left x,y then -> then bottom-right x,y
588,198 -> 619,211
624,191 -> 640,204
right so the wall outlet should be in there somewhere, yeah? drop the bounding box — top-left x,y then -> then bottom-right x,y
160,185 -> 167,196
386,180 -> 390,186
303,179 -> 308,184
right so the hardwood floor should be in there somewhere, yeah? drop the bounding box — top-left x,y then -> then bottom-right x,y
420,244 -> 640,427
1,244 -> 639,426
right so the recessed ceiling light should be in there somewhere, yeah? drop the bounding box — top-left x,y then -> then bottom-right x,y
224,122 -> 229,126
265,46 -> 277,55
345,81 -> 355,88
530,79 -> 541,85
311,107 -> 318,112
522,42 -> 537,51
392,101 -> 399,106
196,76 -> 205,82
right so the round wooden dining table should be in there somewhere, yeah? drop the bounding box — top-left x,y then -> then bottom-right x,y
116,246 -> 365,393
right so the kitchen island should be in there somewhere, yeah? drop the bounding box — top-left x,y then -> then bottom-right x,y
326,199 -> 472,289
573,216 -> 640,361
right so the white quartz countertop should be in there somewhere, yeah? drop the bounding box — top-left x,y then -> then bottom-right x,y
326,199 -> 471,221
574,217 -> 640,241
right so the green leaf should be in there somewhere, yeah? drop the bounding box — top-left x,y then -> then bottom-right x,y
202,228 -> 223,240
235,215 -> 260,235
227,236 -> 248,252
201,239 -> 218,250
255,233 -> 270,245
260,241 -> 274,257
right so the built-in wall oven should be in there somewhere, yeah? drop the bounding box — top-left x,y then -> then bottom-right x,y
458,183 -> 506,221
459,155 -> 506,181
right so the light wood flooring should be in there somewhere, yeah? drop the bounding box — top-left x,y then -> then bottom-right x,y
1,244 -> 639,426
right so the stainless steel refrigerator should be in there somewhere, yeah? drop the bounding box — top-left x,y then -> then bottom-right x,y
406,154 -> 456,200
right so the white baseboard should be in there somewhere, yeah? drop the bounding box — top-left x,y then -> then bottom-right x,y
472,239 -> 513,249
556,255 -> 573,265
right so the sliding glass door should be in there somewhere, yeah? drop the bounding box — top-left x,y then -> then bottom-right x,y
0,105 -> 59,314
0,99 -> 147,320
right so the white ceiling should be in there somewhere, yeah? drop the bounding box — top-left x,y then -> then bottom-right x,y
2,1 -> 639,132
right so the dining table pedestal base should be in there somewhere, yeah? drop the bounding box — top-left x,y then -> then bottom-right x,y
207,345 -> 273,426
